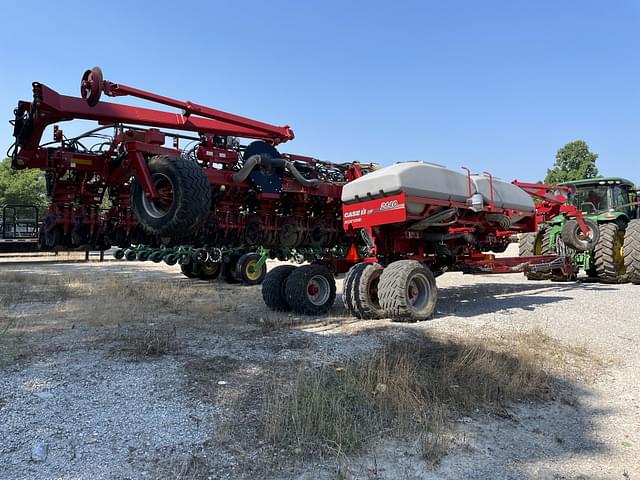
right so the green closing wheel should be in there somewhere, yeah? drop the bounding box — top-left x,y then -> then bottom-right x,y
235,253 -> 267,285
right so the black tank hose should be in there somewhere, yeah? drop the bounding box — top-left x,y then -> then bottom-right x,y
232,154 -> 321,188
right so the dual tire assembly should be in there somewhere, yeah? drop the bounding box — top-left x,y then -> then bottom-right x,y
262,260 -> 437,321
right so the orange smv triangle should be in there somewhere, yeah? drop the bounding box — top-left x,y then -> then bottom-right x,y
345,243 -> 361,262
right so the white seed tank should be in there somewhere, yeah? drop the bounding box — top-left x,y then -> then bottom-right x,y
341,161 -> 534,213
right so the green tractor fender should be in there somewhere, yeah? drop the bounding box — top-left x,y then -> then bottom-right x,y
593,211 -> 628,226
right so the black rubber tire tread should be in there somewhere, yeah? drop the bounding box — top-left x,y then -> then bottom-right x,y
262,265 -> 297,311
198,261 -> 221,280
561,218 -> 599,252
180,262 -> 198,278
623,219 -> 640,284
352,263 -> 385,319
519,231 -> 548,280
378,260 -> 437,322
221,257 -> 239,284
342,263 -> 367,317
235,253 -> 267,285
284,264 -> 336,315
595,222 -> 627,284
130,155 -> 211,237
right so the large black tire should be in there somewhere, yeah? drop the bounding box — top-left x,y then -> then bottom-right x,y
131,155 -> 211,237
623,219 -> 640,284
519,231 -> 548,280
262,265 -> 297,311
221,256 -> 240,284
180,262 -> 198,278
235,253 -> 267,285
198,261 -> 221,280
595,222 -> 627,284
346,263 -> 384,319
561,218 -> 599,252
284,264 -> 336,315
342,263 -> 365,316
378,260 -> 437,321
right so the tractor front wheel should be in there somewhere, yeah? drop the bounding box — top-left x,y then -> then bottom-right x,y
561,218 -> 599,252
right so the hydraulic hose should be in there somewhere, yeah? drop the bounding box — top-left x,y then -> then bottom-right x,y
232,154 -> 321,188
232,155 -> 262,183
284,160 -> 321,187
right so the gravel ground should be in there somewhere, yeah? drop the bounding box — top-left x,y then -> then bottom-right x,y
0,245 -> 638,479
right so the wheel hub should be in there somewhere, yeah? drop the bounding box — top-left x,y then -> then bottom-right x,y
306,275 -> 330,306
245,260 -> 262,281
141,173 -> 175,219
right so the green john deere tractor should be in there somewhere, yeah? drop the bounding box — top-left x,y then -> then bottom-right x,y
519,177 -> 640,284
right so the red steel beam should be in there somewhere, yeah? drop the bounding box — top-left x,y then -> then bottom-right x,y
33,83 -> 291,142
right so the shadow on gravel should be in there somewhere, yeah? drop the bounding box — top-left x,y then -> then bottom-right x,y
436,281 -> 617,317
175,323 -> 609,480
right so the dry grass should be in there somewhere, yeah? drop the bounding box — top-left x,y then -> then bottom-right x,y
262,328 -> 589,462
2,270 -> 245,326
118,323 -> 179,358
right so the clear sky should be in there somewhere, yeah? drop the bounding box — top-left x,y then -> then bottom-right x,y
1,0 -> 638,182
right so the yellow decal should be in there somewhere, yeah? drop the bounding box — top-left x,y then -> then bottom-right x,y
73,158 -> 93,166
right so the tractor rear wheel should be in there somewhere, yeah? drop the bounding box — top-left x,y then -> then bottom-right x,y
594,222 -> 627,283
345,262 -> 384,319
262,265 -> 297,311
131,155 -> 211,237
378,260 -> 437,321
623,219 -> 640,284
284,264 -> 336,315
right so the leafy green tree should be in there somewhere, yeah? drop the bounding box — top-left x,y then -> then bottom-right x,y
544,140 -> 599,184
0,157 -> 48,208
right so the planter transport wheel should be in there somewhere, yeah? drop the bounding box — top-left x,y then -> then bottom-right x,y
342,263 -> 366,316
235,253 -> 267,285
345,262 -> 384,319
378,260 -> 437,321
130,155 -> 211,238
284,264 -> 336,315
262,265 -> 297,311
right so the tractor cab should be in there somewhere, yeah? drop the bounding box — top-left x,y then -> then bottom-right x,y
560,178 -> 638,221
